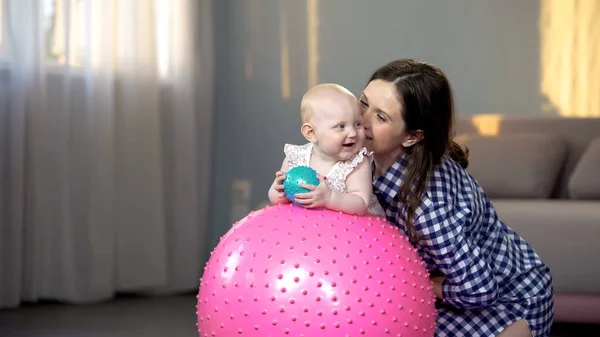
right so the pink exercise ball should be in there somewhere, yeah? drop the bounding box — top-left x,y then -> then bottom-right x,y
196,204 -> 436,337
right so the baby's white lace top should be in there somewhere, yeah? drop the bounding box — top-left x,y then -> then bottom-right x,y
284,142 -> 385,217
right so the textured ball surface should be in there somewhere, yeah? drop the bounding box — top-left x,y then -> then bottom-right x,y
283,165 -> 320,206
197,204 -> 437,337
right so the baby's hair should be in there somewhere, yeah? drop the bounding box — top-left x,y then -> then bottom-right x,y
300,101 -> 313,123
300,83 -> 356,123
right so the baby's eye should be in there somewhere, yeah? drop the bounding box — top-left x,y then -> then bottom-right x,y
355,122 -> 362,128
336,124 -> 345,129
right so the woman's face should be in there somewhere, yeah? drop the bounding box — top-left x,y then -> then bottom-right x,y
360,80 -> 411,166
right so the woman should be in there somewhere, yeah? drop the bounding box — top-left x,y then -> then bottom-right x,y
360,59 -> 554,337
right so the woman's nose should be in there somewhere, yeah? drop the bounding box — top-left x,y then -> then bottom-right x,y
362,112 -> 371,129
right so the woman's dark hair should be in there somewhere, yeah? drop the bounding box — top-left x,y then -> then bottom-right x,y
369,59 -> 469,241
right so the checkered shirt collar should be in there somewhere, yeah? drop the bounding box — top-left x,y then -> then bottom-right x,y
372,152 -> 411,203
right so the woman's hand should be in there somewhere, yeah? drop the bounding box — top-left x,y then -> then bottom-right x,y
294,175 -> 332,209
431,275 -> 446,300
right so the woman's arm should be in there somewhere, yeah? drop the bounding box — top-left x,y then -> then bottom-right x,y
416,202 -> 499,309
431,275 -> 446,299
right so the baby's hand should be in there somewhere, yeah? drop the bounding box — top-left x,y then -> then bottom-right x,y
274,170 -> 287,200
295,175 -> 332,209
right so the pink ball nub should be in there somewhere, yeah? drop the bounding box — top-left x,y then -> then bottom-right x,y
197,204 -> 437,337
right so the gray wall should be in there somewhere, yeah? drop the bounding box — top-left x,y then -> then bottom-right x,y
208,0 -> 543,249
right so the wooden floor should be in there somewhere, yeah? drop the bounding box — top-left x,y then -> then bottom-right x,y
0,294 -> 598,337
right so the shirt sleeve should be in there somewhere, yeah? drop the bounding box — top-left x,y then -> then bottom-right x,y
415,201 -> 499,310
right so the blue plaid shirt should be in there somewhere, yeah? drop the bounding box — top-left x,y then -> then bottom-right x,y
373,152 -> 554,336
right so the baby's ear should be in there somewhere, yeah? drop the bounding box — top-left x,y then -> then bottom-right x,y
301,123 -> 317,143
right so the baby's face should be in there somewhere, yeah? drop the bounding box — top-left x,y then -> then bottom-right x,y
311,95 -> 365,161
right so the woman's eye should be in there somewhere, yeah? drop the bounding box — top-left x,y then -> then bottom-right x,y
359,100 -> 368,107
376,113 -> 386,122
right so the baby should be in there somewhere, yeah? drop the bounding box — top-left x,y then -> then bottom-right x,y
268,83 -> 385,217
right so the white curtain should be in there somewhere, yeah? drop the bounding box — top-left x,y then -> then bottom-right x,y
540,0 -> 600,117
0,0 -> 214,308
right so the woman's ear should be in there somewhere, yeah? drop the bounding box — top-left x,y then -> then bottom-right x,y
301,123 -> 317,143
402,130 -> 424,147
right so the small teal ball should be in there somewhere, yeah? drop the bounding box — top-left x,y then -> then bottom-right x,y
283,166 -> 320,206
